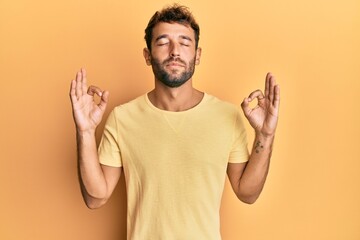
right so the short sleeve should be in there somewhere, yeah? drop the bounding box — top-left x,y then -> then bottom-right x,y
98,109 -> 122,167
228,108 -> 249,163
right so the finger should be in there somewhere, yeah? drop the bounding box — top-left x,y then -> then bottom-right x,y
248,89 -> 265,102
69,79 -> 77,104
87,85 -> 103,97
273,84 -> 280,109
98,90 -> 109,111
81,68 -> 88,94
241,97 -> 251,117
268,74 -> 276,104
75,71 -> 83,97
264,72 -> 271,99
241,90 -> 264,118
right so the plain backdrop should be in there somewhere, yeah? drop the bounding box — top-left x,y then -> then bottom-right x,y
0,0 -> 359,239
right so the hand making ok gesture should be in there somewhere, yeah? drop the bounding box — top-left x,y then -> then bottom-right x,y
69,68 -> 109,132
241,73 -> 280,137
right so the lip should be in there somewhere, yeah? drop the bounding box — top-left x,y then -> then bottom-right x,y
166,62 -> 184,67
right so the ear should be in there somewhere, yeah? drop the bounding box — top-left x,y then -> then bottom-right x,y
143,48 -> 152,66
195,47 -> 202,65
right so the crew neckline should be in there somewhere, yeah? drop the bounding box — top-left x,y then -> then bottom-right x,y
144,92 -> 209,114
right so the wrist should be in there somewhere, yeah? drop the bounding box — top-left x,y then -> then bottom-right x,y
255,131 -> 275,141
76,128 -> 96,137
252,132 -> 275,154
248,133 -> 274,175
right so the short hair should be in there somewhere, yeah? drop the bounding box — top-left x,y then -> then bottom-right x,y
144,4 -> 200,51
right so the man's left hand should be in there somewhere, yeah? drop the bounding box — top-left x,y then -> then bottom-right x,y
241,72 -> 280,137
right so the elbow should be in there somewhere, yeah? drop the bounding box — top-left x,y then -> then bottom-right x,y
236,191 -> 260,205
82,190 -> 108,209
235,183 -> 264,204
86,202 -> 102,210
80,186 -> 109,209
84,197 -> 108,209
239,195 -> 258,205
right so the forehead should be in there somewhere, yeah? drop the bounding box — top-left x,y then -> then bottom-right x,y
152,22 -> 195,41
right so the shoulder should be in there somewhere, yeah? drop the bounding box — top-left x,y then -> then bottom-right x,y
203,93 -> 241,115
198,93 -> 244,128
111,94 -> 147,115
106,94 -> 154,127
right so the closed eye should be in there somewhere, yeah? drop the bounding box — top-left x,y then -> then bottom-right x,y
179,35 -> 192,47
157,42 -> 169,46
155,34 -> 170,46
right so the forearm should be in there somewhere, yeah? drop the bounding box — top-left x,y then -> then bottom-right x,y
77,130 -> 108,205
238,133 -> 274,203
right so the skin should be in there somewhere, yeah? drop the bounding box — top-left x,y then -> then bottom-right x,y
69,22 -> 280,208
228,72 -> 280,203
143,22 -> 203,111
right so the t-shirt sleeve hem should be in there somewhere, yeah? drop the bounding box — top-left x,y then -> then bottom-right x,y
228,158 -> 249,164
99,157 -> 122,168
228,152 -> 249,163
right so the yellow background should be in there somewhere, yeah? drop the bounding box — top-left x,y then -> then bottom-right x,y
1,0 -> 359,239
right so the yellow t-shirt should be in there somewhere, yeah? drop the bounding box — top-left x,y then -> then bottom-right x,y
98,93 -> 249,240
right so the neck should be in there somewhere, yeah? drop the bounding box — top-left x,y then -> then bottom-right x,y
148,79 -> 204,112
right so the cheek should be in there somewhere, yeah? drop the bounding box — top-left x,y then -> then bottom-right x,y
151,50 -> 169,62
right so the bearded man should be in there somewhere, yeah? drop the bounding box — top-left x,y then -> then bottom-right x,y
69,4 -> 280,240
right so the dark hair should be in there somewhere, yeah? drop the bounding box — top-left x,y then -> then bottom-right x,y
144,4 -> 200,51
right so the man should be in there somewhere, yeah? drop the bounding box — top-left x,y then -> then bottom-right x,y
70,4 -> 280,240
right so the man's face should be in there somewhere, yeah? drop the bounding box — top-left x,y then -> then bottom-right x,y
144,22 -> 201,88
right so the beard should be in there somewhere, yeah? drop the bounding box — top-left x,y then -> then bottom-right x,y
150,55 -> 196,88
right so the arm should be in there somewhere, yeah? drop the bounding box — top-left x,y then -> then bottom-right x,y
227,73 -> 280,204
70,68 -> 121,209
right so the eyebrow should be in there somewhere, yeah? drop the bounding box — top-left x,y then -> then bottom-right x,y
155,34 -> 193,42
155,34 -> 169,42
179,35 -> 193,42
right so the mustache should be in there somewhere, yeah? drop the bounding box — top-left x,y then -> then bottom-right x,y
163,57 -> 186,66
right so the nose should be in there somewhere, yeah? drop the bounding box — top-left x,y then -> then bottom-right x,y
169,42 -> 180,57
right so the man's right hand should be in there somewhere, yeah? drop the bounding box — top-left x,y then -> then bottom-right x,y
69,68 -> 109,132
